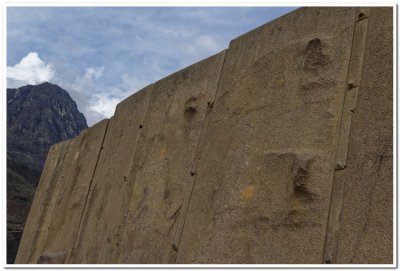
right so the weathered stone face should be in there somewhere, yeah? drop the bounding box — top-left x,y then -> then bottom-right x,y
15,7 -> 393,264
176,8 -> 356,263
328,7 -> 393,264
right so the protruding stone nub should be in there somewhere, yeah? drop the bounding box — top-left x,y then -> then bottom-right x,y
37,251 -> 67,264
335,161 -> 346,170
357,9 -> 369,21
347,82 -> 356,90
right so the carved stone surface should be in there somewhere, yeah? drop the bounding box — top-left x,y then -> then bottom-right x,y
177,7 -> 356,263
16,7 -> 393,264
333,7 -> 393,264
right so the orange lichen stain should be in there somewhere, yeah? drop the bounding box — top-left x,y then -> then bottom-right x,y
242,185 -> 255,201
160,147 -> 167,159
276,79 -> 285,87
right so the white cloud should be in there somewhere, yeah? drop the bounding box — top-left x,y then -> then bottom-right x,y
60,66 -> 130,126
87,94 -> 120,118
8,7 -> 297,127
7,52 -> 55,87
84,66 -> 104,80
61,66 -> 106,123
121,73 -> 150,91
195,35 -> 220,52
180,35 -> 224,66
70,66 -> 105,95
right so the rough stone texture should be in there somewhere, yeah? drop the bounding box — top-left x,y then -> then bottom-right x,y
332,7 -> 393,264
70,52 -> 226,264
16,7 -> 393,264
15,141 -> 70,263
15,120 -> 108,264
177,7 -> 356,264
114,52 -> 226,264
69,86 -> 152,264
37,251 -> 67,264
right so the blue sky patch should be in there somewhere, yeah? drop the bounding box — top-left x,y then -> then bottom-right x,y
7,7 -> 297,125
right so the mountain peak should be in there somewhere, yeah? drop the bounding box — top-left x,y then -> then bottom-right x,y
7,83 -> 87,165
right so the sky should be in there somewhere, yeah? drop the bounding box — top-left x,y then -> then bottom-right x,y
7,7 -> 297,126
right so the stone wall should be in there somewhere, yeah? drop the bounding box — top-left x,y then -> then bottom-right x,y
15,7 -> 393,264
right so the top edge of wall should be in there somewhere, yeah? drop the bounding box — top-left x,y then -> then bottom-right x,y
113,49 -> 227,116
153,49 -> 228,85
229,6 -> 380,49
52,118 -> 109,149
228,6 -> 302,44
48,138 -> 71,153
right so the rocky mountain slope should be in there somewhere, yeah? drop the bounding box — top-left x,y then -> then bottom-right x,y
7,82 -> 88,263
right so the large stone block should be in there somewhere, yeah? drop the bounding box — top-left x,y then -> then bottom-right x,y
176,7 -> 357,263
114,52 -> 226,264
15,141 -> 70,263
15,120 -> 108,263
69,51 -> 226,263
16,7 -> 393,265
70,87 -> 152,263
332,7 -> 393,264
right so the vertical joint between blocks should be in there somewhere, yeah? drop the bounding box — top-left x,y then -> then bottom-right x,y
334,8 -> 369,170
